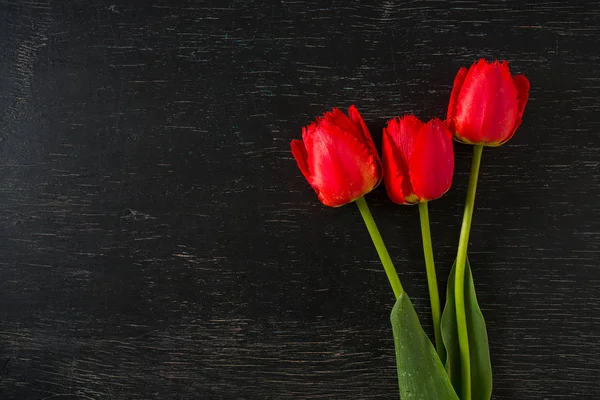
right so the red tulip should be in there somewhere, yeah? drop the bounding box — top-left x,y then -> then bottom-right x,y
290,106 -> 382,207
382,116 -> 454,205
447,59 -> 530,146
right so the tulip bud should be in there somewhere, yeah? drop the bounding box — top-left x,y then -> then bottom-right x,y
447,59 -> 530,146
382,116 -> 454,205
291,106 -> 382,207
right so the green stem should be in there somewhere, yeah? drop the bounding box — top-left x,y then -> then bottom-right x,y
418,201 -> 443,358
355,196 -> 404,299
455,145 -> 483,400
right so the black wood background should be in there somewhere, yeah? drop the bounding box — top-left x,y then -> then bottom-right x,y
1,1 -> 599,399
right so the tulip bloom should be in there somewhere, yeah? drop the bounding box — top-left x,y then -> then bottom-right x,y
447,59 -> 530,146
382,116 -> 454,205
290,106 -> 382,207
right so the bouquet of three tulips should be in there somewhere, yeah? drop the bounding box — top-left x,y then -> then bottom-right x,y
290,59 -> 530,399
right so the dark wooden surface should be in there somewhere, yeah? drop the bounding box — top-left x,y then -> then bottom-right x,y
1,1 -> 599,399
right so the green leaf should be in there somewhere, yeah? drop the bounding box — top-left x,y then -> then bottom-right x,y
391,292 -> 459,400
440,258 -> 492,400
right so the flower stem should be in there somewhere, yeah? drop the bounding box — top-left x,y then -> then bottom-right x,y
355,196 -> 404,299
418,201 -> 443,358
455,145 -> 483,400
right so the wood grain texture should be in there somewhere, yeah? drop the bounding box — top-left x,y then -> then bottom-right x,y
1,0 -> 599,399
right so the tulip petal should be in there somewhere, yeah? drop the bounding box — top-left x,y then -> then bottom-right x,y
480,61 -> 519,143
409,119 -> 454,202
383,125 -> 410,204
446,67 -> 468,134
513,74 -> 530,119
398,115 -> 424,162
303,122 -> 381,207
455,60 -> 518,145
291,139 -> 310,182
382,117 -> 422,205
318,106 -> 382,175
499,74 -> 531,145
347,105 -> 381,181
322,107 -> 364,141
454,60 -> 490,142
